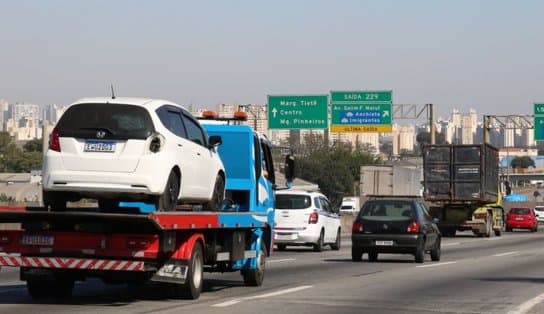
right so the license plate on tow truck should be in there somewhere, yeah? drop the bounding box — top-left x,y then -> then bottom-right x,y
21,235 -> 54,246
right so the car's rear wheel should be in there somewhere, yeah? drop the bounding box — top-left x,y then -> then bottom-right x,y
506,227 -> 512,232
330,229 -> 341,251
204,175 -> 225,211
156,171 -> 179,211
415,243 -> 425,263
43,191 -> 66,212
368,252 -> 378,262
276,244 -> 286,251
431,238 -> 441,261
313,230 -> 324,252
351,247 -> 363,261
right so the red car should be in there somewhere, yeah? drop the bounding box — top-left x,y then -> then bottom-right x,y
506,207 -> 538,232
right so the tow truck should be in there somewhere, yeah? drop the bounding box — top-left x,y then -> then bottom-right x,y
0,111 -> 293,300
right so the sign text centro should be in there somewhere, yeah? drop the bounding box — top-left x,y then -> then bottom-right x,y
268,95 -> 328,129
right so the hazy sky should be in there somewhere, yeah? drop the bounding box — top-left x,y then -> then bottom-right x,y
1,0 -> 543,119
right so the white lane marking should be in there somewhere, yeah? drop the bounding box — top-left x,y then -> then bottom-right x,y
212,285 -> 313,307
268,258 -> 296,264
442,242 -> 461,247
493,251 -> 518,257
507,291 -> 544,314
416,261 -> 457,268
485,237 -> 501,241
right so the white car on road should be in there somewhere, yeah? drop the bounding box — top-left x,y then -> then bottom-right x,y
534,206 -> 544,224
274,190 -> 341,252
42,97 -> 226,212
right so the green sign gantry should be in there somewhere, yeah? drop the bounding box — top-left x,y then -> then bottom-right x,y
330,91 -> 393,133
535,103 -> 544,140
267,95 -> 328,129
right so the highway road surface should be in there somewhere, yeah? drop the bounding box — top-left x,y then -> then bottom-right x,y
1,230 -> 544,314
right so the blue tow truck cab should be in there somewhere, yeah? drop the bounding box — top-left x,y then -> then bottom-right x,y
203,123 -> 278,272
0,120 -> 294,301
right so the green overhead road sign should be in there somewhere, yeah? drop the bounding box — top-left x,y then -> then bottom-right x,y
535,103 -> 544,140
267,95 -> 328,129
330,91 -> 392,133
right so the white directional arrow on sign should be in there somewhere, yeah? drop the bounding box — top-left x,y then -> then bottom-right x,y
272,108 -> 278,118
383,110 -> 389,117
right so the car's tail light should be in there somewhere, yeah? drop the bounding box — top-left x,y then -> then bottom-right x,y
309,212 -> 318,224
407,222 -> 420,233
352,221 -> 363,233
149,133 -> 165,153
49,128 -> 60,152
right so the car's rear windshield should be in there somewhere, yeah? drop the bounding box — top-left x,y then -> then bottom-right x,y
360,201 -> 415,221
275,194 -> 311,210
56,103 -> 154,140
510,208 -> 530,215
535,207 -> 544,212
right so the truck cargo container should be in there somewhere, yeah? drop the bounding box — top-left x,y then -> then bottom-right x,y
423,144 -> 504,237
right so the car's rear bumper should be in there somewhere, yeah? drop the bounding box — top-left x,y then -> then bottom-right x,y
351,233 -> 423,253
506,221 -> 535,229
274,226 -> 321,245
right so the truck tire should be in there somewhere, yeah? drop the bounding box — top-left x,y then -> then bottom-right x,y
43,191 -> 66,212
330,229 -> 341,251
204,175 -> 225,211
156,171 -> 179,211
27,278 -> 74,299
171,241 -> 203,299
242,241 -> 266,286
351,247 -> 363,261
313,230 -> 324,252
485,215 -> 492,238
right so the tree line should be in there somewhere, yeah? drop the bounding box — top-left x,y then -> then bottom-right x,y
287,133 -> 383,206
0,132 -> 43,173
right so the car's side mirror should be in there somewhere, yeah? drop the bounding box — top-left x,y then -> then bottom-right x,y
208,135 -> 222,148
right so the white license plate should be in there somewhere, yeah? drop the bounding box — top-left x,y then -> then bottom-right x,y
84,141 -> 116,152
516,217 -> 524,221
275,234 -> 296,241
21,234 -> 54,246
375,240 -> 393,246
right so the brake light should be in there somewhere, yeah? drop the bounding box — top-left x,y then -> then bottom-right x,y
126,238 -> 151,249
407,222 -> 420,233
309,212 -> 318,224
352,221 -> 363,233
49,128 -> 60,152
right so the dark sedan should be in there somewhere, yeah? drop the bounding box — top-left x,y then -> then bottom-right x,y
351,197 -> 441,263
